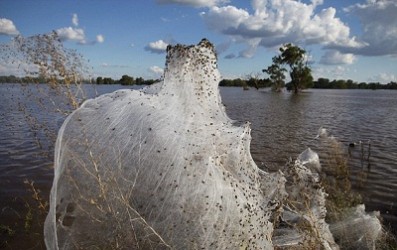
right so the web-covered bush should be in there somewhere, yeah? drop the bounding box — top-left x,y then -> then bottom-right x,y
44,39 -> 382,249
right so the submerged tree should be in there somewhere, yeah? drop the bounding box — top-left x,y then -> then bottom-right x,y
264,43 -> 313,93
262,59 -> 286,92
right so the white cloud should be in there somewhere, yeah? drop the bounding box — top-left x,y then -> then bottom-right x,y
238,38 -> 260,58
200,5 -> 249,32
340,0 -> 397,56
55,14 -> 104,45
369,72 -> 397,83
56,27 -> 86,44
101,63 -> 129,68
313,65 -> 350,80
311,0 -> 324,7
96,34 -> 104,43
149,65 -> 164,76
320,50 -> 356,65
201,0 -> 364,58
0,18 -> 19,36
72,13 -> 79,26
156,0 -> 229,8
215,40 -> 232,54
145,40 -> 169,54
56,28 -> 104,45
0,59 -> 38,76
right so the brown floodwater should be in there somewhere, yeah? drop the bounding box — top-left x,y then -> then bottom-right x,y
0,84 -> 396,248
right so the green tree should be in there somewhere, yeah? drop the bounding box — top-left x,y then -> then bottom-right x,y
135,77 -> 145,85
103,77 -> 114,84
119,75 -> 134,85
96,77 -> 104,84
314,78 -> 330,88
346,79 -> 357,89
262,60 -> 286,92
334,79 -> 347,89
268,43 -> 313,93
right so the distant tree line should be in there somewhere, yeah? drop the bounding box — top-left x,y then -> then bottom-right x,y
219,78 -> 397,90
0,75 -> 50,84
219,78 -> 272,88
95,75 -> 157,85
312,78 -> 397,90
0,74 -> 158,86
1,74 -> 396,90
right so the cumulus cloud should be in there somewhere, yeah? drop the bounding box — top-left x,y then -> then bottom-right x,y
340,0 -> 397,56
238,39 -> 260,58
0,59 -> 38,76
200,0 -> 364,59
204,1 -> 362,47
320,50 -> 356,65
0,18 -> 19,36
96,34 -> 105,43
369,72 -> 397,83
215,40 -> 232,55
56,14 -> 86,43
56,14 -> 104,45
313,65 -> 351,80
72,13 -> 79,26
156,0 -> 229,8
200,6 -> 249,33
56,27 -> 86,43
145,40 -> 169,54
149,65 -> 164,76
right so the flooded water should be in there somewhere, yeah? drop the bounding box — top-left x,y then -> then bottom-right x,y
0,83 -> 396,248
221,87 -> 397,236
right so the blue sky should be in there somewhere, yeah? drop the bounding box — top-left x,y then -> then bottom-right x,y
1,0 -> 396,83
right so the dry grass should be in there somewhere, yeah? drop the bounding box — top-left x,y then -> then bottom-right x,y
320,139 -> 362,223
320,138 -> 397,249
0,31 -> 89,249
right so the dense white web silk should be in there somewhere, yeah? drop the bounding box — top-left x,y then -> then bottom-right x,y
44,39 -> 381,249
